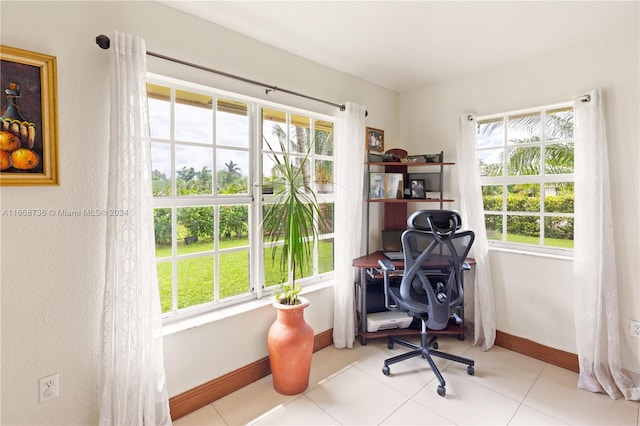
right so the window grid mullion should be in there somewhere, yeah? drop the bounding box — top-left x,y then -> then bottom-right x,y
171,206 -> 178,312
540,110 -> 547,246
212,96 -> 218,196
213,206 -> 219,302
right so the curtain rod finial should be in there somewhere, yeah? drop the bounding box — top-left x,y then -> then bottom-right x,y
336,104 -> 366,115
96,34 -> 110,50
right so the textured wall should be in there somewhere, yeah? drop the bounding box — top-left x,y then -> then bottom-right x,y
0,1 -> 397,424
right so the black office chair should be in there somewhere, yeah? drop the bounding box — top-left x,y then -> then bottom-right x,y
378,210 -> 475,397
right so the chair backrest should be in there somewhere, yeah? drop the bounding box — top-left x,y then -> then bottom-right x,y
398,210 -> 474,330
407,209 -> 461,238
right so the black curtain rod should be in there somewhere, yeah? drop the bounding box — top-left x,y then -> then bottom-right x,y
96,34 -> 366,115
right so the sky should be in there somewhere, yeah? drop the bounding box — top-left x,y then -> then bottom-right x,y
149,97 -> 250,182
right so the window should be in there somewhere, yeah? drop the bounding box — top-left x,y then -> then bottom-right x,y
147,78 -> 334,319
476,104 -> 574,253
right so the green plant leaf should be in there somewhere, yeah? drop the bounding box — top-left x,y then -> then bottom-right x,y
261,133 -> 326,305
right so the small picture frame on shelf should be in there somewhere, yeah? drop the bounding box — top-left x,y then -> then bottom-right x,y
410,179 -> 425,199
366,127 -> 384,152
384,173 -> 403,199
369,172 -> 385,199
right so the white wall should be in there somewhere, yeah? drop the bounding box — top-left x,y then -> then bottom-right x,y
0,2 -> 397,424
399,27 -> 640,362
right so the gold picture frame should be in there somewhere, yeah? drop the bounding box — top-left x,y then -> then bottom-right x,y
0,45 -> 59,185
366,127 -> 384,152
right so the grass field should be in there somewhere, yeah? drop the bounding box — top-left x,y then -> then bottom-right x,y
156,238 -> 334,313
157,232 -> 570,313
489,233 -> 573,249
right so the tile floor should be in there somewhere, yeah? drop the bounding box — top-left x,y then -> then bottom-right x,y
175,336 -> 640,425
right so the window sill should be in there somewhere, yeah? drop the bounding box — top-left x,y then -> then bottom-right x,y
488,245 -> 573,261
161,280 -> 334,337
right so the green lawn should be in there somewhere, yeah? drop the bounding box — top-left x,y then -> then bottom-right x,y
158,231 -> 568,313
157,238 -> 334,313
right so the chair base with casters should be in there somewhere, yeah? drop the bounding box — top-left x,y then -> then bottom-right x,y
381,315 -> 475,397
382,312 -> 475,396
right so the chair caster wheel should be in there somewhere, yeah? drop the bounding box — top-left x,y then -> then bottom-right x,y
437,385 -> 446,397
432,342 -> 438,350
467,366 -> 475,376
388,341 -> 394,349
382,365 -> 390,376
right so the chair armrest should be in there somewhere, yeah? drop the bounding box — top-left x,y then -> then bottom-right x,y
447,257 -> 471,270
377,258 -> 398,311
378,258 -> 395,272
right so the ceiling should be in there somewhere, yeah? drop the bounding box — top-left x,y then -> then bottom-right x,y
159,1 -> 638,92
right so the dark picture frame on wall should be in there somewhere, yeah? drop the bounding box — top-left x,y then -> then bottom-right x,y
0,45 -> 59,186
366,127 -> 384,152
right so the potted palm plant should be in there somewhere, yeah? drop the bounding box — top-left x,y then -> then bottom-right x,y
262,136 -> 325,395
314,161 -> 333,194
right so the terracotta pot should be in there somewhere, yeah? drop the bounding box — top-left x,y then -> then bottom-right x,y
267,296 -> 314,395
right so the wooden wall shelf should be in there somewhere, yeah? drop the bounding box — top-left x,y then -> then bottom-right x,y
366,198 -> 454,203
358,150 -> 462,344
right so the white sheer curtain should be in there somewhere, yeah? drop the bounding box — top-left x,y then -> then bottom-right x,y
573,89 -> 640,400
456,114 -> 496,350
100,32 -> 172,424
333,102 -> 366,348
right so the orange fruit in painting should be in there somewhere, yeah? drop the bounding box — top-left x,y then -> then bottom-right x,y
0,150 -> 11,170
11,148 -> 39,170
0,131 -> 21,152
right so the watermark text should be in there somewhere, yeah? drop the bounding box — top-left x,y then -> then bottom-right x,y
2,208 -> 130,217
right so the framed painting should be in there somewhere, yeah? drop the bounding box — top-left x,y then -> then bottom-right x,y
0,45 -> 59,185
366,127 -> 384,152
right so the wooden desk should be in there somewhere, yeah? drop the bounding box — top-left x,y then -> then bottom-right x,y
352,252 -> 475,345
353,251 -> 473,269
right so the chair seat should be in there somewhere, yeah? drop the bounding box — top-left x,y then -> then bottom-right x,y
388,287 -> 429,318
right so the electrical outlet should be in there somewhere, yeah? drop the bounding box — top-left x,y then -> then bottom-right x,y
630,320 -> 640,338
39,373 -> 59,403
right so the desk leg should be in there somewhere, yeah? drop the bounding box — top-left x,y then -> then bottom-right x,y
359,268 -> 368,345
